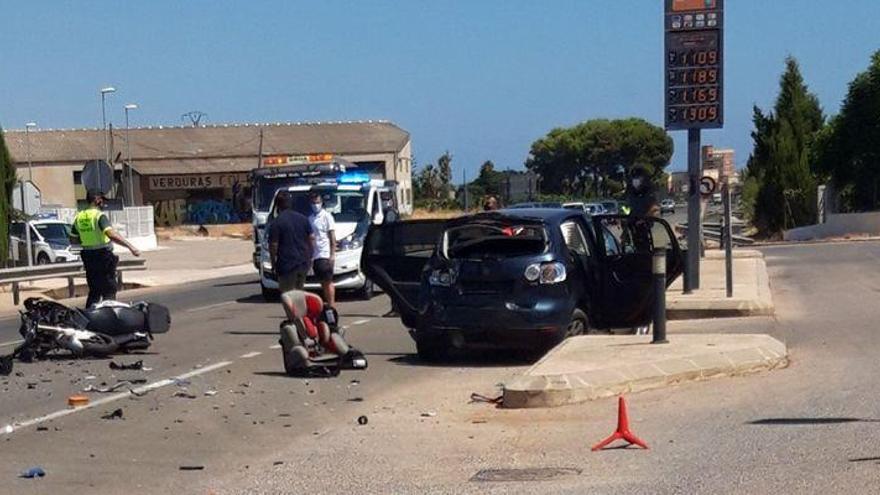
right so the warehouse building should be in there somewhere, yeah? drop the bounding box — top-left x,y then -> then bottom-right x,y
3,120 -> 412,224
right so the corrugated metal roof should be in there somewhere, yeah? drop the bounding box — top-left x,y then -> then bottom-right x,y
3,121 -> 409,164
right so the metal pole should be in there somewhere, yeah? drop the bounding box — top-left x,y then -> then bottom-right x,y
686,128 -> 701,290
723,180 -> 733,298
652,247 -> 668,344
26,126 -> 33,182
21,182 -> 32,267
125,107 -> 136,206
101,92 -> 109,165
462,169 -> 468,211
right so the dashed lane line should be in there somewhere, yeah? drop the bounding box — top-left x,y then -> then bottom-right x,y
0,339 -> 23,348
351,319 -> 370,326
239,351 -> 262,359
2,360 -> 234,436
186,301 -> 237,313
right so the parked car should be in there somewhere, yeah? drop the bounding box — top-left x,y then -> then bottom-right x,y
563,202 -> 606,216
9,218 -> 80,265
598,200 -> 621,215
660,199 -> 676,215
509,202 -> 563,209
361,208 -> 683,360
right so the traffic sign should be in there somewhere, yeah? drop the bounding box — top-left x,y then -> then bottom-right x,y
700,176 -> 717,196
664,0 -> 724,130
82,160 -> 114,195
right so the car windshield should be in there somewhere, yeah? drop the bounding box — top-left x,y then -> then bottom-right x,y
255,177 -> 302,211
34,223 -> 71,243
290,189 -> 368,224
444,222 -> 547,259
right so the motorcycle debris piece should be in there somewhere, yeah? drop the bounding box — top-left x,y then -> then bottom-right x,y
68,395 -> 90,407
357,415 -> 369,426
101,408 -> 124,420
83,379 -> 147,393
109,360 -> 144,371
172,378 -> 191,387
20,467 -> 46,479
179,465 -> 205,471
173,391 -> 198,399
0,355 -> 13,376
204,390 -> 218,397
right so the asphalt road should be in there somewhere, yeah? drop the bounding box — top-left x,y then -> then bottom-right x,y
3,240 -> 880,494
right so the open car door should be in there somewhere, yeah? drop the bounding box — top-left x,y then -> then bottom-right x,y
361,220 -> 447,329
591,215 -> 683,328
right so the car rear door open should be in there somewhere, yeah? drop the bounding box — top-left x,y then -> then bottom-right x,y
361,220 -> 446,329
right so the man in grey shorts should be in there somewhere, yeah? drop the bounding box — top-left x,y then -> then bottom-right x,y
269,192 -> 315,292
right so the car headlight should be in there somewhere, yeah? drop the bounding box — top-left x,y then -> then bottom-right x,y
337,233 -> 365,251
524,262 -> 566,285
429,269 -> 455,287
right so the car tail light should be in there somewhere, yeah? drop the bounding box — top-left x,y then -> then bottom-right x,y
524,262 -> 566,285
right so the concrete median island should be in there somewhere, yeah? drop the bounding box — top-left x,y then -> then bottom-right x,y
667,251 -> 775,319
503,333 -> 788,408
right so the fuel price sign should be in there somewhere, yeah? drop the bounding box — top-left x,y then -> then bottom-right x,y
664,0 -> 724,130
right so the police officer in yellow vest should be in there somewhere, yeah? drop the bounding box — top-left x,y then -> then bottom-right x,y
70,192 -> 141,307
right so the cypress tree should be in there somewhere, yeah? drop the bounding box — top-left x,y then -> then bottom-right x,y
748,57 -> 824,235
0,128 -> 16,264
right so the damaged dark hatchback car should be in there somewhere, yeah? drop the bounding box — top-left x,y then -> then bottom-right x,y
362,208 -> 683,360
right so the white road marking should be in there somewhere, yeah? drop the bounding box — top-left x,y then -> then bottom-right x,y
239,351 -> 262,359
351,319 -> 370,326
269,344 -> 281,350
186,301 -> 236,313
0,339 -> 23,348
2,360 -> 233,436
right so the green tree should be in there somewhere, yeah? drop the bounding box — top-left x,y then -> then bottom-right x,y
0,128 -> 16,264
747,57 -> 824,234
812,51 -> 880,212
414,152 -> 456,209
524,118 -> 673,198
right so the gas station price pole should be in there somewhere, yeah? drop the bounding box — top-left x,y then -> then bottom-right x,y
664,0 -> 724,291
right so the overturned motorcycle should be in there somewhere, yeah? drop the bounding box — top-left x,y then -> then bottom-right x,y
0,297 -> 171,374
279,290 -> 367,377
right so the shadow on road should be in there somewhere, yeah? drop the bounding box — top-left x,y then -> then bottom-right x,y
213,280 -> 259,288
225,331 -> 278,336
236,294 -> 271,304
749,417 -> 880,425
386,350 -> 538,369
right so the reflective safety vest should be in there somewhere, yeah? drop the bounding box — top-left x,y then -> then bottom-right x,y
74,208 -> 111,249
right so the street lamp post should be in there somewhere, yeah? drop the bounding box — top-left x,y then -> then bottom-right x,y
100,87 -> 116,167
25,122 -> 36,182
23,122 -> 37,266
124,104 -> 138,206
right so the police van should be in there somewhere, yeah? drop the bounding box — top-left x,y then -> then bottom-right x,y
251,156 -> 398,300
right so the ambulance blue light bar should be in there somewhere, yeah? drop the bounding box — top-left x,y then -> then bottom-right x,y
337,171 -> 371,184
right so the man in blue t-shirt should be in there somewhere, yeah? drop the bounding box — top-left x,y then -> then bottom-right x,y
268,191 -> 315,293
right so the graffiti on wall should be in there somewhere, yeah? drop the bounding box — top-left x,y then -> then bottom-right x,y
154,199 -> 244,226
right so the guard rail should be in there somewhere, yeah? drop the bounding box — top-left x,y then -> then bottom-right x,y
0,259 -> 147,305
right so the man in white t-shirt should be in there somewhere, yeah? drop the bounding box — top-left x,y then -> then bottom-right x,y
309,191 -> 337,308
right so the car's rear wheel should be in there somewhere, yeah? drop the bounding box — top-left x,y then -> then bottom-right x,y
36,253 -> 51,265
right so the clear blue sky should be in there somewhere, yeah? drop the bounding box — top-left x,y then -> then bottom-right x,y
1,1 -> 878,178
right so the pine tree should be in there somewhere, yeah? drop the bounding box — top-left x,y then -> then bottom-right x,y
748,57 -> 823,234
0,128 -> 16,264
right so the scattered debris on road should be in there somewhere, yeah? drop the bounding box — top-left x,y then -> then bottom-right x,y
420,411 -> 437,418
173,391 -> 198,399
19,467 -> 46,479
101,408 -> 124,420
68,395 -> 89,407
83,379 -> 147,393
204,390 -> 218,397
273,461 -> 284,466
109,360 -> 144,371
357,415 -> 368,425
179,465 -> 205,471
470,392 -> 503,406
